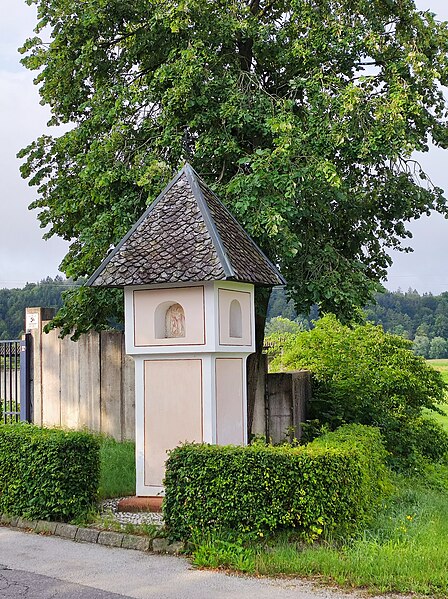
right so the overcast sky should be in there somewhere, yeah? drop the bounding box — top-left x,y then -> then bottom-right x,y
1,1 -> 448,293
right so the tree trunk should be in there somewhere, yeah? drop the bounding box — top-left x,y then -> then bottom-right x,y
247,286 -> 271,438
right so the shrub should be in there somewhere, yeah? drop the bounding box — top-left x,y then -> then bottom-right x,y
384,416 -> 448,470
271,314 -> 448,467
0,424 -> 100,521
164,424 -> 390,541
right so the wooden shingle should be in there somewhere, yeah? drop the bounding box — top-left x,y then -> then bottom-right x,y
86,164 -> 285,288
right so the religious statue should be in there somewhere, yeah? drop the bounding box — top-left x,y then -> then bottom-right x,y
165,303 -> 186,338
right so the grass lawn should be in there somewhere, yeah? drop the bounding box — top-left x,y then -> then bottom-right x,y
98,437 -> 135,499
427,359 -> 448,383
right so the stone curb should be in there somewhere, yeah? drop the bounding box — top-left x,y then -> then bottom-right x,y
36,521 -> 58,535
16,518 -> 38,531
0,513 -> 184,555
76,527 -> 99,544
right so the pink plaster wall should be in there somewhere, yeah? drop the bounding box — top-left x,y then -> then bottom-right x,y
134,286 -> 205,346
215,358 -> 245,445
144,359 -> 203,488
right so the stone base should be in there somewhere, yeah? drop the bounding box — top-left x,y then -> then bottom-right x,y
117,496 -> 163,513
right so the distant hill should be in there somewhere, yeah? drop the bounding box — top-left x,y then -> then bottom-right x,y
365,288 -> 448,358
0,277 -> 75,340
365,288 -> 448,340
267,287 -> 448,359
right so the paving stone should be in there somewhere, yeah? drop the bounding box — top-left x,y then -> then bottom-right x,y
55,523 -> 78,540
97,531 -> 124,548
16,518 -> 38,531
0,514 -> 14,526
152,537 -> 170,553
35,521 -> 57,534
75,527 -> 100,544
121,534 -> 151,551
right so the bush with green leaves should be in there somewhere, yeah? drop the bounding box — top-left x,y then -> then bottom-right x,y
164,424 -> 390,541
271,314 -> 448,468
0,424 -> 100,521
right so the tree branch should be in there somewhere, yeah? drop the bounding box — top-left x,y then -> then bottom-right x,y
249,0 -> 260,15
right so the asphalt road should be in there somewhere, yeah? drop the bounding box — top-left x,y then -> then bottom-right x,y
0,527 -> 394,599
0,565 -> 130,599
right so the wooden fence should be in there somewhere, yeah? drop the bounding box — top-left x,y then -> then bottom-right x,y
251,354 -> 310,443
26,307 -> 309,443
28,308 -> 134,441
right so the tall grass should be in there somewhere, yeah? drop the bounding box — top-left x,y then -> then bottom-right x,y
255,476 -> 448,596
98,437 -> 135,499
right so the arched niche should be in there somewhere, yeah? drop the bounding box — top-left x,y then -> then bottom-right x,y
133,287 -> 205,347
154,301 -> 186,339
229,299 -> 243,338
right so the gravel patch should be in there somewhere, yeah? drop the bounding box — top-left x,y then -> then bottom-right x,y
100,498 -> 164,527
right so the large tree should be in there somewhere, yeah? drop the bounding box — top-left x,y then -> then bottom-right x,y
19,0 -> 448,339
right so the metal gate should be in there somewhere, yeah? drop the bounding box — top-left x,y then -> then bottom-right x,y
0,334 -> 31,424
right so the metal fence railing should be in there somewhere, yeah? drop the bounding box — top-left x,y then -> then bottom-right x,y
0,336 -> 31,424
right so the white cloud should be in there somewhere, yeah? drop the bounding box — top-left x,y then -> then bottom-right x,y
0,68 -> 67,288
0,1 -> 39,73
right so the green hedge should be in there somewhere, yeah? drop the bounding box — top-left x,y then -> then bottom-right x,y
0,424 -> 100,521
164,424 -> 390,540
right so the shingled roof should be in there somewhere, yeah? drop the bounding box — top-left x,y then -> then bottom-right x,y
86,164 -> 285,288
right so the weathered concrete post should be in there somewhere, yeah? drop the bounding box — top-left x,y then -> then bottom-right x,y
25,307 -> 56,426
86,163 -> 285,499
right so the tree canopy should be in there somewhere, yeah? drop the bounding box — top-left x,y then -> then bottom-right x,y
19,0 -> 448,335
365,288 -> 448,357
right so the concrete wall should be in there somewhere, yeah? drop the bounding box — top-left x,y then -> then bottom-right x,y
28,307 -> 135,441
